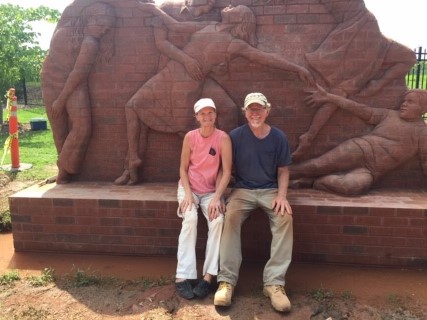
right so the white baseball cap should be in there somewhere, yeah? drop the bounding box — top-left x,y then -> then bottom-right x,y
194,98 -> 216,113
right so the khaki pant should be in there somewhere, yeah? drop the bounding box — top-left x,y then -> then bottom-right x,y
217,188 -> 293,286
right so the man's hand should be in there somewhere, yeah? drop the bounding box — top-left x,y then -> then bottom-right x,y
272,195 -> 292,216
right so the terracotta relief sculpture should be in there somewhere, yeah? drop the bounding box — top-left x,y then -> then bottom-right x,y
40,0 -> 424,192
114,3 -> 313,185
41,2 -> 116,183
154,0 -> 238,133
291,0 -> 416,160
290,86 -> 427,195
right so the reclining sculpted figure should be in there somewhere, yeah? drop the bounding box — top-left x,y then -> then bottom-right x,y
290,85 -> 427,195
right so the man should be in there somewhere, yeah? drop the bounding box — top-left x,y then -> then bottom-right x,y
214,92 -> 294,312
290,85 -> 427,195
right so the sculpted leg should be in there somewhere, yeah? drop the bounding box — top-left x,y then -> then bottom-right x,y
292,103 -> 338,160
313,168 -> 373,195
114,105 -> 144,185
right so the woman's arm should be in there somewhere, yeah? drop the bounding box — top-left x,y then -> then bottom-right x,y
178,133 -> 195,214
208,133 -> 232,220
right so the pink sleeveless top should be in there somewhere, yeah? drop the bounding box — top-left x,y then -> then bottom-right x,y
180,128 -> 225,194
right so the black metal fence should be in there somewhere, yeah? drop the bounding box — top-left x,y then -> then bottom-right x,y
406,47 -> 427,90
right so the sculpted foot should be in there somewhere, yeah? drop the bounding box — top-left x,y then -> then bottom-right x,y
129,158 -> 142,169
114,170 -> 130,185
288,178 -> 314,189
127,168 -> 139,185
56,168 -> 71,184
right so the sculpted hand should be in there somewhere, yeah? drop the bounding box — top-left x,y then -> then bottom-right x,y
304,84 -> 329,108
297,67 -> 315,86
184,57 -> 203,81
51,99 -> 65,118
137,1 -> 160,14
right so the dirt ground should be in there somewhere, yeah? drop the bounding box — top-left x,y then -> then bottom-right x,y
1,179 -> 427,319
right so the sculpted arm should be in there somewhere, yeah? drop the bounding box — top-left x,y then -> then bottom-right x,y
305,85 -> 387,124
419,128 -> 427,176
229,40 -> 314,86
153,26 -> 203,80
139,2 -> 208,34
52,37 -> 99,116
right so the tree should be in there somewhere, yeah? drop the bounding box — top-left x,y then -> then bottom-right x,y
0,4 -> 60,106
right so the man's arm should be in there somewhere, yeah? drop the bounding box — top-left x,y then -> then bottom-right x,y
271,166 -> 292,216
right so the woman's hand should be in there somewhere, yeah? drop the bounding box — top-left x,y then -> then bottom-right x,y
179,193 -> 195,215
208,198 -> 223,221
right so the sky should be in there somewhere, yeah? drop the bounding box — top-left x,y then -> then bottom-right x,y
0,0 -> 426,50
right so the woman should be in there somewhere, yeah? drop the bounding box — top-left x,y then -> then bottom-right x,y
41,2 -> 116,183
114,3 -> 313,185
175,98 -> 232,299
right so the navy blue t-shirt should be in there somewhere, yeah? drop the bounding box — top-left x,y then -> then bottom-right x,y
230,124 -> 292,189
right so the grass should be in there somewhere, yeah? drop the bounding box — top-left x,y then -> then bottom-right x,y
0,269 -> 20,285
27,268 -> 56,287
0,106 -> 57,181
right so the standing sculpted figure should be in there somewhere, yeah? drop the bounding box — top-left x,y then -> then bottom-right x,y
115,3 -> 313,185
292,0 -> 416,159
41,2 -> 116,183
154,0 -> 238,133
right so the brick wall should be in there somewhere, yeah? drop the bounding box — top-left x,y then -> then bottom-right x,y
10,183 -> 427,268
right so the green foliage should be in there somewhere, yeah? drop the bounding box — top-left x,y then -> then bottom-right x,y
0,4 -> 60,103
27,268 -> 56,287
68,269 -> 102,288
0,269 -> 20,285
310,287 -> 334,302
0,210 -> 11,232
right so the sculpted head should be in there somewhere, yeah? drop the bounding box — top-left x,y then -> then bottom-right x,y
221,5 -> 257,47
